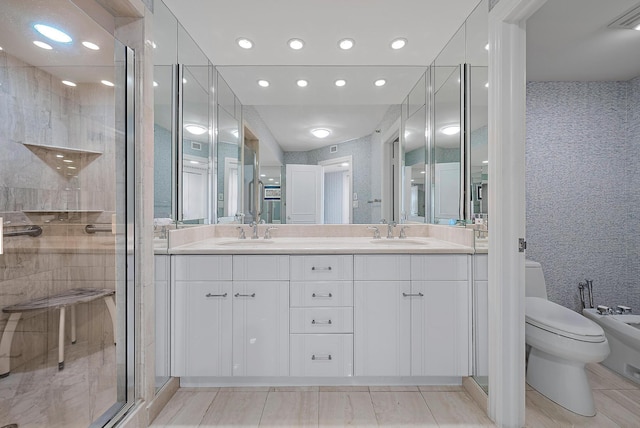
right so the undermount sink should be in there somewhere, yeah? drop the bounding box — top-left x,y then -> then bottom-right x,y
369,239 -> 428,245
219,239 -> 275,246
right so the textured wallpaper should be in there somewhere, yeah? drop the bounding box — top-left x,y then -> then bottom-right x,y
526,79 -> 639,312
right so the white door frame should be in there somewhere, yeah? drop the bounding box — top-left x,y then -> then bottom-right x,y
488,0 -> 546,426
319,155 -> 353,224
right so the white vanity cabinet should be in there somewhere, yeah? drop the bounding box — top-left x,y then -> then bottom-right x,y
232,256 -> 289,376
289,255 -> 354,377
473,254 -> 489,377
171,255 -> 233,377
354,254 -> 471,377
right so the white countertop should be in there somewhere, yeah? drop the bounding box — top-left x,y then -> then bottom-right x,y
168,236 -> 474,255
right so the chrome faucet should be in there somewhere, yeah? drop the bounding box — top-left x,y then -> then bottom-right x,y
264,226 -> 277,239
399,226 -> 408,239
250,221 -> 259,239
386,221 -> 397,239
236,226 -> 246,240
367,226 -> 381,239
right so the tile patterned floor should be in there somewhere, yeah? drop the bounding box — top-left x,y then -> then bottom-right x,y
151,363 -> 640,427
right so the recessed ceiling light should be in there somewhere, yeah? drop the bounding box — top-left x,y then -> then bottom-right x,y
374,79 -> 386,87
33,40 -> 52,50
184,124 -> 207,135
296,79 -> 308,87
236,38 -> 253,49
61,80 -> 76,87
483,160 -> 489,164
338,38 -> 355,50
101,80 -> 114,87
34,24 -> 72,43
82,41 -> 100,50
334,79 -> 346,87
485,43 -> 490,51
390,38 -> 407,50
153,81 -> 158,87
311,128 -> 331,138
441,125 -> 460,135
288,38 -> 305,50
258,79 -> 270,87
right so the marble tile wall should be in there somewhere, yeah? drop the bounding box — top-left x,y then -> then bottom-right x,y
526,80 -> 639,312
0,50 -> 117,371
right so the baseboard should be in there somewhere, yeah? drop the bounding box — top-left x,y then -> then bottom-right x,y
147,377 -> 180,424
463,376 -> 488,413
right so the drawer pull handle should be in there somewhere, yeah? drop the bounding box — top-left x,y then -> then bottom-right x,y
311,266 -> 332,271
312,293 -> 333,298
311,354 -> 332,361
205,293 -> 227,298
402,292 -> 424,297
311,319 -> 332,325
234,293 -> 256,298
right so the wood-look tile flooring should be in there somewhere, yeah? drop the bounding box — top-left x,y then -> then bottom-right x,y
152,364 -> 640,427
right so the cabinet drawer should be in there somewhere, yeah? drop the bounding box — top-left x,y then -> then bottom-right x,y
290,281 -> 353,307
290,255 -> 353,281
411,255 -> 469,281
474,254 -> 488,281
173,255 -> 232,281
290,334 -> 353,377
233,255 -> 289,281
290,308 -> 353,333
354,255 -> 410,281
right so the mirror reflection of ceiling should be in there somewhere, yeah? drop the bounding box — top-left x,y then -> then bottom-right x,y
0,0 -> 115,83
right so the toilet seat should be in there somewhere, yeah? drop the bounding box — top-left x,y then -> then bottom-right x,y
526,297 -> 606,343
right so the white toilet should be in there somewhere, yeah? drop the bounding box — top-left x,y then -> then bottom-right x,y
525,260 -> 610,416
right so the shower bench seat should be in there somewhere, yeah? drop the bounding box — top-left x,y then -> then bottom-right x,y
0,288 -> 116,378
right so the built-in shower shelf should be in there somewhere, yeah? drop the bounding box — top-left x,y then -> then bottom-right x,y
22,143 -> 102,177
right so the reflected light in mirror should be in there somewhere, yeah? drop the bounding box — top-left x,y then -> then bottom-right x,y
237,37 -> 253,49
441,125 -> 460,135
153,81 -> 159,87
374,79 -> 386,87
334,79 -> 346,87
485,43 -> 489,50
101,80 -> 114,87
33,40 -> 52,50
258,79 -> 270,87
341,162 -> 349,167
61,80 -> 76,87
34,24 -> 72,43
483,160 -> 489,164
288,38 -> 305,50
338,38 -> 355,50
82,41 -> 100,50
390,38 -> 407,49
185,124 -> 207,135
296,79 -> 308,87
311,128 -> 331,138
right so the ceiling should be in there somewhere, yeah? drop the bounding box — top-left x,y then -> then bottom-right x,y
527,0 -> 640,81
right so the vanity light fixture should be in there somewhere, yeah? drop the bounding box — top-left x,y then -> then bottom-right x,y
374,79 -> 386,87
258,79 -> 270,87
82,41 -> 100,50
441,125 -> 460,135
390,38 -> 407,50
33,40 -> 53,50
101,80 -> 114,87
288,38 -> 305,50
34,24 -> 72,43
311,128 -> 331,138
334,79 -> 346,87
61,80 -> 76,87
338,38 -> 355,50
236,37 -> 253,49
184,124 -> 207,135
296,79 -> 308,87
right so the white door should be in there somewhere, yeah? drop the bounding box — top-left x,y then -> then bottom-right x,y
434,162 -> 460,220
286,164 -> 323,224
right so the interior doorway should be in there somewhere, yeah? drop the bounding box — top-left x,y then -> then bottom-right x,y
319,156 -> 353,224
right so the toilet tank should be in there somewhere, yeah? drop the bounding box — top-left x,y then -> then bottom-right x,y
525,260 -> 548,299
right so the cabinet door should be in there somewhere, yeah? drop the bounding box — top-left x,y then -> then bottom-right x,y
172,281 -> 232,377
354,281 -> 411,376
411,281 -> 470,376
232,281 -> 289,376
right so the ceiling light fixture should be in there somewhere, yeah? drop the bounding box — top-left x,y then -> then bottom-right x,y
338,38 -> 355,50
34,24 -> 72,43
33,40 -> 52,50
334,79 -> 346,87
82,41 -> 100,50
101,80 -> 114,87
184,124 -> 207,135
296,79 -> 308,87
257,79 -> 270,87
311,128 -> 331,138
288,38 -> 305,50
390,38 -> 407,50
236,37 -> 253,49
374,79 -> 386,87
61,80 -> 76,87
441,125 -> 460,135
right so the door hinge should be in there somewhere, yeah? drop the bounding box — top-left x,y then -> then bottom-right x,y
519,238 -> 527,253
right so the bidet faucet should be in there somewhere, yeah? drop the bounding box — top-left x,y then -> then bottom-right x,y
250,221 -> 259,239
236,226 -> 246,240
367,226 -> 381,239
386,221 -> 397,239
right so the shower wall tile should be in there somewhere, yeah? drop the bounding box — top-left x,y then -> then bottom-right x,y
526,80 -> 636,312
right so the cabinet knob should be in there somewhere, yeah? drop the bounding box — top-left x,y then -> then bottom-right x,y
234,293 -> 256,298
311,354 -> 332,361
205,292 -> 227,298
